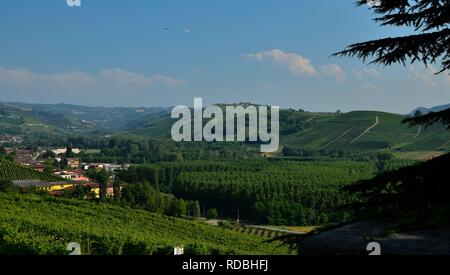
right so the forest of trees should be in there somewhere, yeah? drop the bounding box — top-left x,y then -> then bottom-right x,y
119,160 -> 377,225
119,182 -> 202,219
66,137 -> 260,164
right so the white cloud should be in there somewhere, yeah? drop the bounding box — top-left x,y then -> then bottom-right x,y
362,82 -> 383,93
150,74 -> 187,87
244,49 -> 317,77
262,82 -> 278,90
352,68 -> 383,80
0,66 -> 94,86
0,66 -> 186,88
100,69 -> 186,87
407,65 -> 442,87
322,64 -> 347,83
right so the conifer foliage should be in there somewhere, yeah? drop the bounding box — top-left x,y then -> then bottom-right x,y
335,0 -> 450,128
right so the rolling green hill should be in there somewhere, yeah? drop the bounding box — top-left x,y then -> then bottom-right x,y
4,102 -> 167,131
2,101 -> 450,155
0,103 -> 92,143
124,109 -> 450,154
0,102 -> 168,138
282,111 -> 450,153
0,192 -> 291,255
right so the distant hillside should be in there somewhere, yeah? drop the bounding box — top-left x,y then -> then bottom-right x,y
1,102 -> 168,131
2,101 -> 450,154
411,103 -> 450,116
124,109 -> 450,153
1,104 -> 65,129
282,111 -> 450,152
0,102 -> 169,145
0,102 -> 94,140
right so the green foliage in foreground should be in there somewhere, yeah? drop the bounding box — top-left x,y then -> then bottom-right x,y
345,153 -> 450,229
0,192 -> 291,255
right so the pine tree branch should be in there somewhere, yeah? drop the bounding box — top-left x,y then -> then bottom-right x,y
403,108 -> 450,129
333,28 -> 450,73
375,2 -> 450,31
355,0 -> 411,12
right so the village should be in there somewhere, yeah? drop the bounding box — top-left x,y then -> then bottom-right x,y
0,146 -> 129,198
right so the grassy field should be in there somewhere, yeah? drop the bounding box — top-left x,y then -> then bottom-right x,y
393,150 -> 447,160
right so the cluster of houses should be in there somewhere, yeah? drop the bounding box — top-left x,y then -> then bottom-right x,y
2,147 -> 128,199
0,135 -> 23,145
12,179 -> 115,198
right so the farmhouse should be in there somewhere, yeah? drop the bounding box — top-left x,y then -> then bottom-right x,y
67,158 -> 80,169
28,161 -> 45,172
52,148 -> 81,155
1,147 -> 14,155
14,149 -> 33,164
83,163 -> 104,171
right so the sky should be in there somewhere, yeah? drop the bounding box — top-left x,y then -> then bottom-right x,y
0,0 -> 449,114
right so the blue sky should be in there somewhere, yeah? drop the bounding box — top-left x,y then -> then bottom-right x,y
0,0 -> 449,113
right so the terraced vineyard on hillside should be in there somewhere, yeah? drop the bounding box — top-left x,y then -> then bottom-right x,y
235,226 -> 285,238
282,111 -> 450,152
0,159 -> 62,182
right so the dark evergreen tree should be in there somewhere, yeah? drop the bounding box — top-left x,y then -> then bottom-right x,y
206,208 -> 218,220
113,176 -> 122,203
65,143 -> 74,158
334,0 -> 450,128
332,0 -> 450,230
87,169 -> 111,201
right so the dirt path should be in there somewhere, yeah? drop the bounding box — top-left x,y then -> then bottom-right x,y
414,126 -> 422,138
240,224 -> 306,235
306,116 -> 317,123
262,146 -> 284,158
319,127 -> 355,150
437,140 -> 450,150
350,116 -> 380,144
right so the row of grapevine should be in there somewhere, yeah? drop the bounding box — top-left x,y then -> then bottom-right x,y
0,192 -> 291,255
0,159 -> 62,182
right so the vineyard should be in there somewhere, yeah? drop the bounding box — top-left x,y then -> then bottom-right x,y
0,159 -> 62,182
234,226 -> 285,238
0,192 -> 291,255
122,160 -> 377,226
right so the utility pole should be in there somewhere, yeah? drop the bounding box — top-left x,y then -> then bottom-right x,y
237,209 -> 240,224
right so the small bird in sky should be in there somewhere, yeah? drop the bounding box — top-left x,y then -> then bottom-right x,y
162,27 -> 191,33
